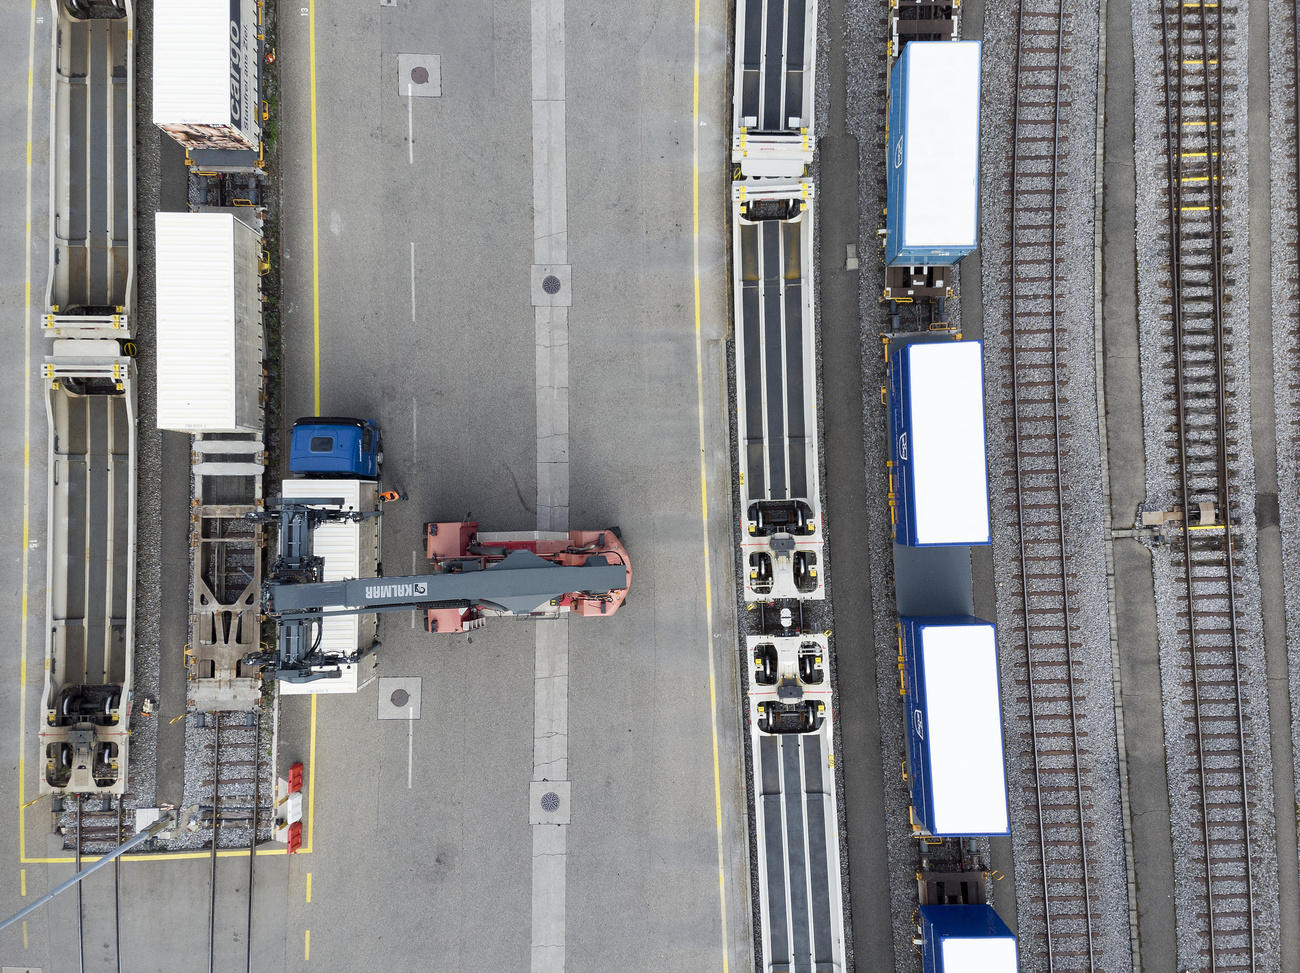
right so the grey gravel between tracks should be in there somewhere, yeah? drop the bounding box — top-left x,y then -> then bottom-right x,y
1267,0 -> 1300,895
1131,0 -> 1281,969
978,0 -> 1134,970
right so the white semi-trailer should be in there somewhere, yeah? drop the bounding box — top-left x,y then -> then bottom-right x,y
152,0 -> 262,153
277,479 -> 382,695
154,211 -> 264,435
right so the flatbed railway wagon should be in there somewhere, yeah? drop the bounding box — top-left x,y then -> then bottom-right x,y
732,181 -> 825,600
882,39 -> 981,302
747,635 -> 846,972
154,210 -> 267,712
45,0 -> 135,338
900,616 -> 1009,838
887,338 -> 990,548
40,344 -> 137,795
731,0 -> 817,178
920,904 -> 1018,973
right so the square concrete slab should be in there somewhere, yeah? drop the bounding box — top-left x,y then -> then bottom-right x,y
532,264 -> 572,307
377,677 -> 422,720
530,779 -> 571,825
398,54 -> 442,97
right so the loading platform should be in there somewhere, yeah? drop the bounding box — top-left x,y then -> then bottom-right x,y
45,0 -> 135,338
732,0 -> 816,177
749,635 -> 845,972
40,347 -> 136,795
733,181 -> 824,601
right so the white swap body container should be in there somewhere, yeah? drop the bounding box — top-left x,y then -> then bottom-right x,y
920,905 -> 1018,973
885,41 -> 982,266
888,339 -> 991,546
155,212 -> 263,433
153,0 -> 261,151
277,478 -> 379,696
902,616 -> 1009,837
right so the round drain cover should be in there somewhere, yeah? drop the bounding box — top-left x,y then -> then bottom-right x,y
410,66 -> 430,85
541,791 -> 561,813
390,688 -> 410,707
542,274 -> 562,295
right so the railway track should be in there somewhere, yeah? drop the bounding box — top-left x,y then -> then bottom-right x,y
202,710 -> 264,973
71,794 -> 125,973
1155,0 -> 1260,969
1003,2 -> 1108,970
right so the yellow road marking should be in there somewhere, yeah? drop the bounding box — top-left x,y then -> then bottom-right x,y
305,694 -> 317,852
690,0 -> 729,968
306,871 -> 312,903
304,929 -> 311,961
17,0 -> 37,866
309,0 -> 322,412
20,868 -> 26,896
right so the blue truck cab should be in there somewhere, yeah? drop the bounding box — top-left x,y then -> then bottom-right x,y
289,417 -> 382,479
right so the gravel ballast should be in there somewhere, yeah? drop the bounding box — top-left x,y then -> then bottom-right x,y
1131,0 -> 1281,968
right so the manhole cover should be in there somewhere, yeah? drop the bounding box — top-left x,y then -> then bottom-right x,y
410,66 -> 430,85
390,688 -> 410,707
540,791 -> 561,813
542,274 -> 561,295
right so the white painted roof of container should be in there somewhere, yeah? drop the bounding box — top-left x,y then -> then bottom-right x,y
906,341 -> 990,544
152,0 -> 236,124
919,622 -> 1008,835
902,41 -> 981,249
280,479 -> 366,657
941,936 -> 1019,972
154,212 -> 246,431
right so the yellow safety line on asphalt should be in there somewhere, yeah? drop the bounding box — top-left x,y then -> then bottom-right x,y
17,0 -> 37,870
309,0 -> 322,413
305,695 -> 317,852
305,871 -> 312,902
20,868 -> 26,896
304,928 -> 311,961
691,0 -> 729,968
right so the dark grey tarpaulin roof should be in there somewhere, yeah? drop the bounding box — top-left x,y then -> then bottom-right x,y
267,549 -> 627,618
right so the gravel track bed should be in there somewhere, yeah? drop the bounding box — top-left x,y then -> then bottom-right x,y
172,714 -> 276,851
846,2 -> 919,966
977,0 -> 1133,970
1267,0 -> 1300,887
1131,0 -> 1281,968
127,0 -> 162,816
842,7 -> 998,972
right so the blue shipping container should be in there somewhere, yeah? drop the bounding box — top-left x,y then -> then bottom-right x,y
885,41 -> 982,266
888,340 -> 991,547
902,616 -> 1009,837
921,905 -> 1018,973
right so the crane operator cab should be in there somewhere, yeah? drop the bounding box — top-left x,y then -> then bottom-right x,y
289,416 -> 382,479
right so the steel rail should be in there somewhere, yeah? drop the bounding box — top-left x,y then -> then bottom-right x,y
1158,0 -> 1255,968
76,793 -> 85,973
246,712 -> 260,973
208,716 -> 221,973
1008,0 -> 1097,969
1197,2 -> 1255,968
115,796 -> 124,973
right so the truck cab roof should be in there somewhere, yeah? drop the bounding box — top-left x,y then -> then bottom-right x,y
289,417 -> 379,478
